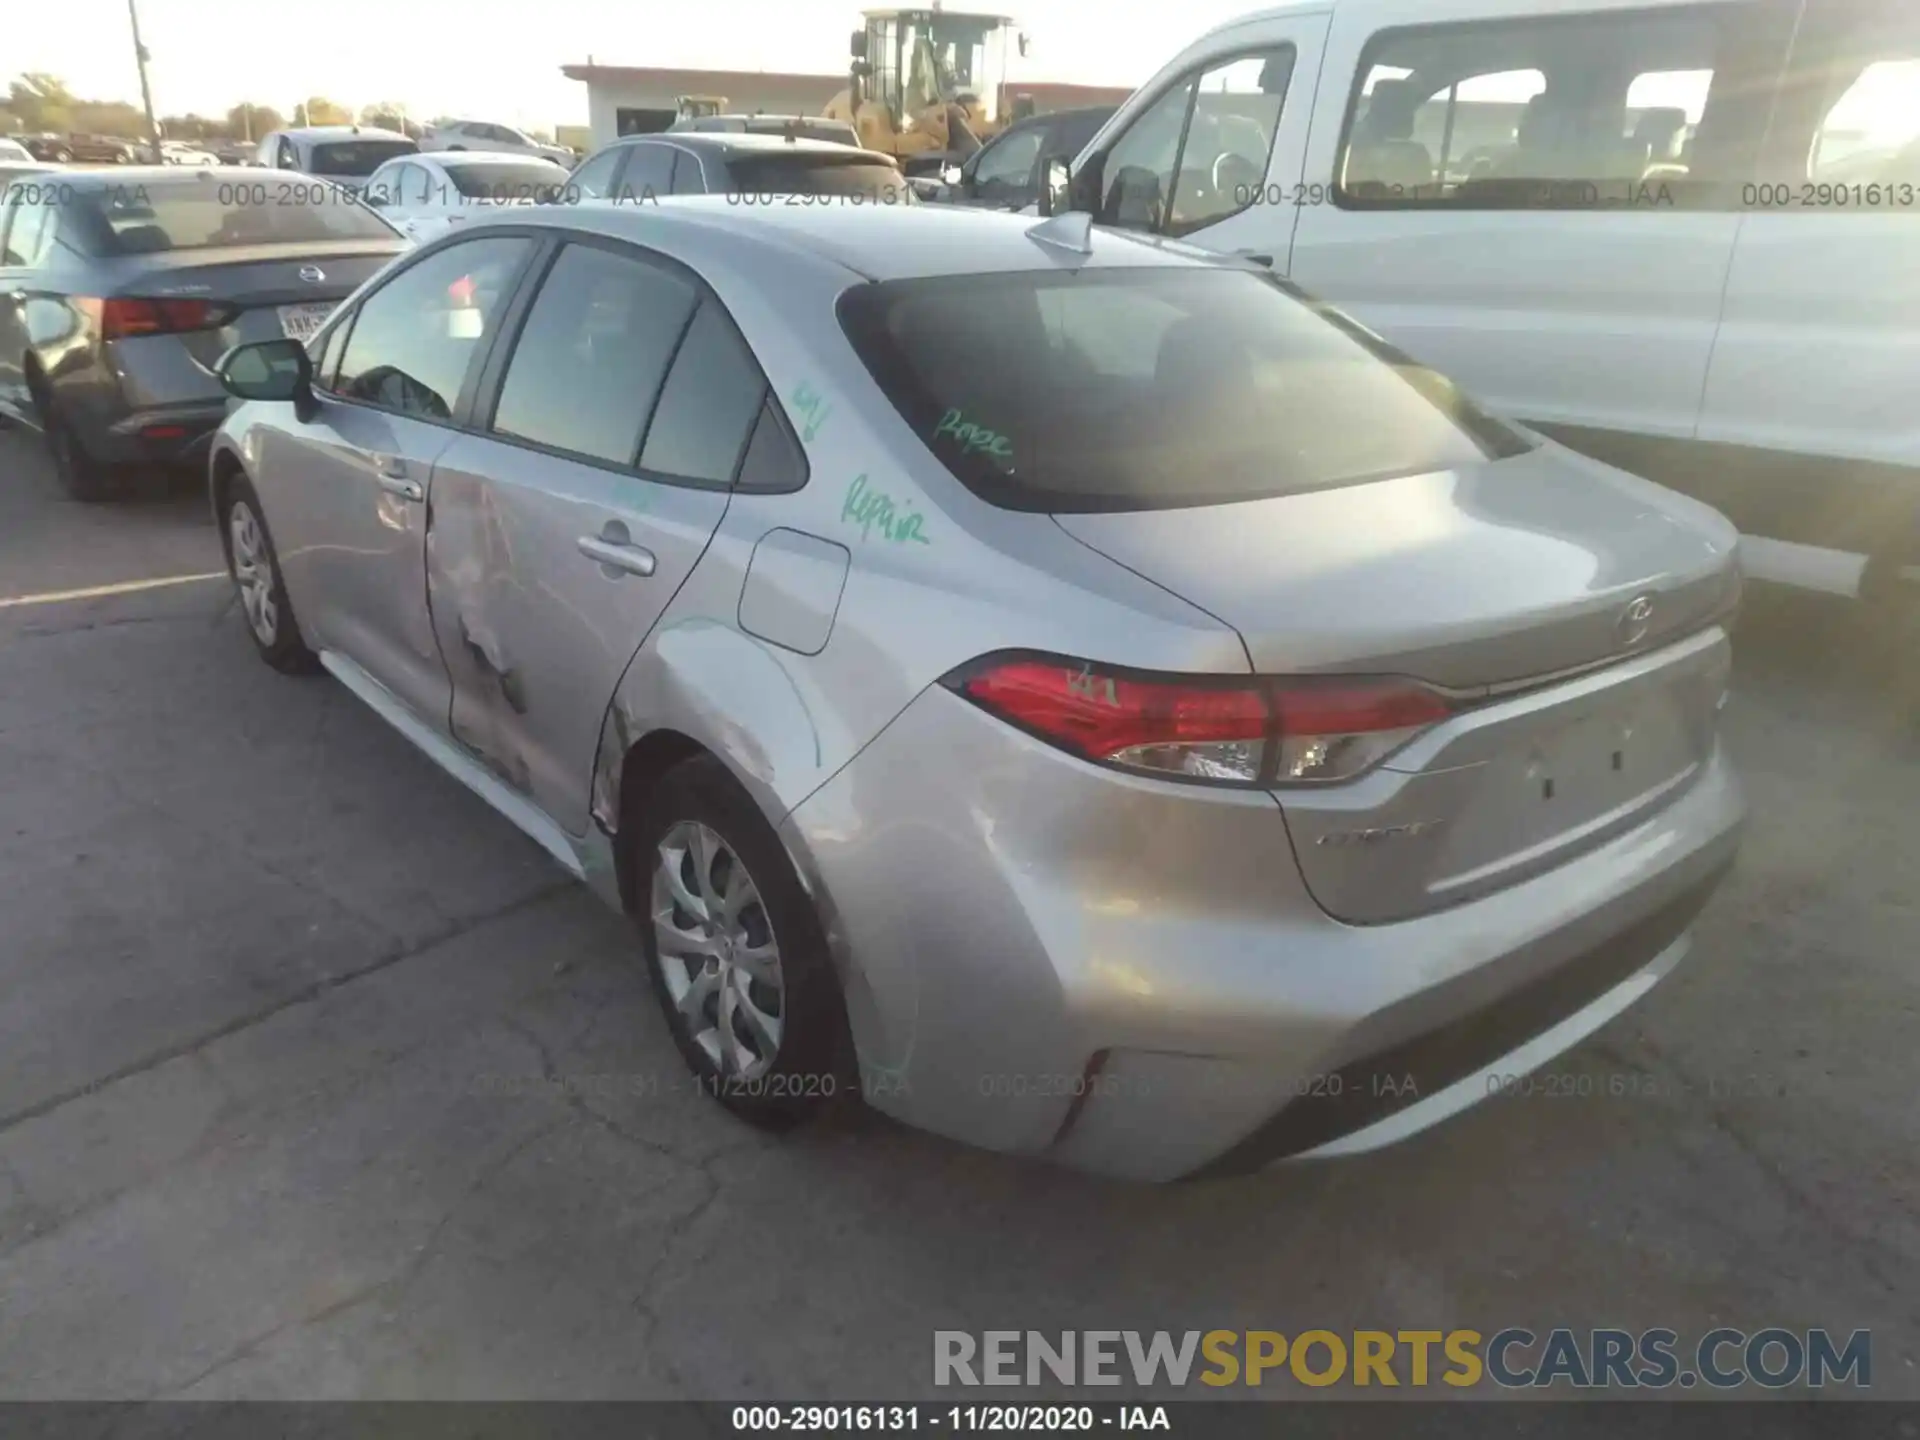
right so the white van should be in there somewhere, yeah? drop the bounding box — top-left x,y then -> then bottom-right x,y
1052,0 -> 1919,602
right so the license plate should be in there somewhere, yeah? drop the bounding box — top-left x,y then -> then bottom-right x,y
278,302 -> 334,344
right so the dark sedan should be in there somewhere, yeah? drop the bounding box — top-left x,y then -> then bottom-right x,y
563,132 -> 911,206
0,167 -> 407,499
923,106 -> 1115,211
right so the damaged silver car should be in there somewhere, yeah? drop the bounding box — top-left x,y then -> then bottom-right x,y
208,199 -> 1745,1181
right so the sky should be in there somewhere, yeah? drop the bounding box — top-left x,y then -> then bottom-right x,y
17,0 -> 1262,132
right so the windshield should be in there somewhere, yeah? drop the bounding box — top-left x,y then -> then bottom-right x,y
72,179 -> 400,254
310,140 -> 417,177
837,267 -> 1534,513
727,155 -> 911,203
442,160 -> 571,199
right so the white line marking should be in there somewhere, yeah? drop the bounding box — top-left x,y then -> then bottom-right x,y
1736,537 -> 1868,599
0,572 -> 227,610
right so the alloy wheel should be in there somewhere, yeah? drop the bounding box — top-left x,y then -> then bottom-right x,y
651,820 -> 786,1078
228,502 -> 280,646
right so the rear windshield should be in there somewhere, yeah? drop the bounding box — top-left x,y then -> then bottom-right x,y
741,122 -> 858,145
726,155 -> 910,203
836,267 -> 1534,513
71,180 -> 399,254
311,140 -> 417,177
442,160 -> 570,200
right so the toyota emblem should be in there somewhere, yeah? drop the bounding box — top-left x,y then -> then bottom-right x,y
1617,593 -> 1657,646
298,265 -> 326,283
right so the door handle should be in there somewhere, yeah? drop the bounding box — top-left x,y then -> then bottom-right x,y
373,453 -> 408,479
377,473 -> 424,503
577,534 -> 657,578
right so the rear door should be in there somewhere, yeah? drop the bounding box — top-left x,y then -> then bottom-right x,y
1288,0 -> 1797,441
426,237 -> 759,830
260,233 -> 538,723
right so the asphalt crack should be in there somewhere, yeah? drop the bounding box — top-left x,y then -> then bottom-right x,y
0,880 -> 573,1142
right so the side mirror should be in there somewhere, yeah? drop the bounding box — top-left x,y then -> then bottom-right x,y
850,28 -> 868,59
218,338 -> 314,410
1036,156 -> 1071,217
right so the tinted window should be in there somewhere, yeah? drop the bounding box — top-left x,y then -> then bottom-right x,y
727,155 -> 910,202
614,143 -> 675,202
1338,4 -> 1796,210
443,160 -> 570,200
491,243 -> 697,466
639,300 -> 766,482
1,198 -> 51,267
734,399 -> 809,494
335,236 -> 531,419
838,267 -> 1533,514
568,148 -> 623,199
311,140 -> 417,177
973,125 -> 1046,195
71,179 -> 398,252
670,150 -> 706,194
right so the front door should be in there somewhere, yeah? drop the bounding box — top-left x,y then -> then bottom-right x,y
427,238 -> 763,831
1080,16 -> 1330,260
262,233 -> 537,722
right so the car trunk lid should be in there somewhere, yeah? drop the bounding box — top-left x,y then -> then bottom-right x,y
1053,447 -> 1741,923
106,241 -> 400,364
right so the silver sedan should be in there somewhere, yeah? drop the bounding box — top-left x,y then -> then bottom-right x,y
207,199 -> 1745,1181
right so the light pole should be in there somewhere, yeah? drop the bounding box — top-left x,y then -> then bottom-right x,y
126,0 -> 161,160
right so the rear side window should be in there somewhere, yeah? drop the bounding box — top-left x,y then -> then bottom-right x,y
334,236 -> 531,419
71,180 -> 398,253
734,399 -> 809,493
1,197 -> 53,266
837,266 -> 1533,514
490,242 -> 698,466
1336,3 -> 1797,210
638,300 -> 767,482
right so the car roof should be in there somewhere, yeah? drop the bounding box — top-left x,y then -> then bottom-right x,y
506,195 -> 1242,283
412,150 -> 556,166
619,131 -> 874,158
276,126 -> 413,143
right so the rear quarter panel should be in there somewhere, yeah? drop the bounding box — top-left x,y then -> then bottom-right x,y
586,226 -> 1252,837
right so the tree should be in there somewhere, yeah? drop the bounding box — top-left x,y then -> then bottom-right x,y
10,73 -> 76,133
301,96 -> 351,126
359,102 -> 407,131
226,102 -> 283,140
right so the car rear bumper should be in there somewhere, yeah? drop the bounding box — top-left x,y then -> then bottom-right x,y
94,402 -> 229,467
781,683 -> 1746,1182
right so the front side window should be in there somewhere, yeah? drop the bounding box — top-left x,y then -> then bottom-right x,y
838,266 -> 1532,514
0,198 -> 51,267
490,242 -> 697,466
334,236 -> 531,420
1097,47 -> 1294,237
972,125 -> 1047,197
568,147 -> 623,199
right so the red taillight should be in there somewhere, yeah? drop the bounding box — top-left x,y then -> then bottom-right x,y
93,297 -> 237,340
946,654 -> 1453,786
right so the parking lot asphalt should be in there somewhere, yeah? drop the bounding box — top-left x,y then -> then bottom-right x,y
0,428 -> 1915,1402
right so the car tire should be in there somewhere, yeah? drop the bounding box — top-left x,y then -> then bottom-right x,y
52,149 -> 72,163
222,479 -> 320,675
632,756 -> 854,1131
43,409 -> 117,503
